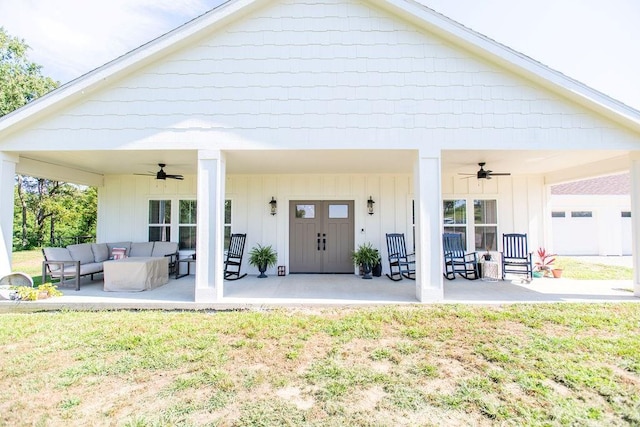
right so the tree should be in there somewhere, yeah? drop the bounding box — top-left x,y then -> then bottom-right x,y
13,176 -> 97,249
0,27 -> 58,116
1,28 -> 95,251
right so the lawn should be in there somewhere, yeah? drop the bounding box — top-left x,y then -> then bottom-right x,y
1,305 -> 639,426
3,250 -> 637,424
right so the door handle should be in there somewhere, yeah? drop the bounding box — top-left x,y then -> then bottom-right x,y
317,233 -> 321,251
322,233 -> 326,251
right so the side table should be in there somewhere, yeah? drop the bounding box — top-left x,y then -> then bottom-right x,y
482,260 -> 499,282
176,258 -> 196,279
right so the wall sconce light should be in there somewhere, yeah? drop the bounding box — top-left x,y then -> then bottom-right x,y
367,196 -> 375,215
269,197 -> 277,215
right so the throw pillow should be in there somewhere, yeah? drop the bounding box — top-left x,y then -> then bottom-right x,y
111,247 -> 127,260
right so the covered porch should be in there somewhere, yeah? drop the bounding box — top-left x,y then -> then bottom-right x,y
2,147 -> 640,304
2,268 -> 636,312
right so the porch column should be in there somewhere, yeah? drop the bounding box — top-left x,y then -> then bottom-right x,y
414,148 -> 443,301
194,150 -> 226,302
630,153 -> 640,297
0,153 -> 18,277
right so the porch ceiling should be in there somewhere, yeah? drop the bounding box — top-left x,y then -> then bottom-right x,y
15,148 -> 630,183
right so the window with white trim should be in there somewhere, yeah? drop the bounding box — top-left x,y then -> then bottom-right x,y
474,200 -> 497,251
443,199 -> 468,246
224,200 -> 232,250
442,198 -> 498,251
149,198 -> 198,246
179,200 -> 197,250
149,200 -> 171,242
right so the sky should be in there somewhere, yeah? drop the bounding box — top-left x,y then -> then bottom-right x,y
1,0 -> 639,110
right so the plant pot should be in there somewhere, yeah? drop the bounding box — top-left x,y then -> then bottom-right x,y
372,262 -> 382,277
532,271 -> 543,278
258,264 -> 267,278
361,263 -> 373,279
551,268 -> 563,278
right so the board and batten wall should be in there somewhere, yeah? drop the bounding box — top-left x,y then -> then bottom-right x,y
98,170 -> 546,275
98,173 -> 415,276
441,172 -> 546,253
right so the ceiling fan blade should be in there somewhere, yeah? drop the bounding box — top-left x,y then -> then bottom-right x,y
166,174 -> 184,180
489,173 -> 511,176
458,173 -> 475,176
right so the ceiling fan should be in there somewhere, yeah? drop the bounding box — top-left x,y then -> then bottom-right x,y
459,162 -> 511,180
135,163 -> 184,180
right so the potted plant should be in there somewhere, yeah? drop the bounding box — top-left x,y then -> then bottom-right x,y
534,247 -> 556,278
248,244 -> 278,278
352,242 -> 379,279
372,253 -> 383,277
483,246 -> 492,261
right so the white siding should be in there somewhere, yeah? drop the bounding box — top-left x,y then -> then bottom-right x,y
442,173 -> 545,252
99,171 -> 548,274
3,0 -> 639,151
100,172 -> 416,274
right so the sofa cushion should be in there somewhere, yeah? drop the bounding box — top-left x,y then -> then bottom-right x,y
43,247 -> 72,261
43,247 -> 73,272
79,262 -> 104,275
130,242 -> 154,257
91,243 -> 109,263
68,244 -> 95,265
151,241 -> 179,257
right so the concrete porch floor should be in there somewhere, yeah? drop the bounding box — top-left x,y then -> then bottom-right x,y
1,271 -> 637,312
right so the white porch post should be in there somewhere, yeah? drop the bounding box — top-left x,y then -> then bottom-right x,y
630,153 -> 640,297
194,150 -> 226,302
414,149 -> 443,301
0,153 -> 18,278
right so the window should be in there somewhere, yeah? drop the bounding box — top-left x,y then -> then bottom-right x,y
295,204 -> 315,218
329,204 -> 348,218
149,199 -> 198,247
474,200 -> 497,251
621,211 -> 631,218
551,211 -> 566,218
149,200 -> 171,241
443,199 -> 467,245
179,200 -> 197,250
571,211 -> 592,218
224,200 -> 232,250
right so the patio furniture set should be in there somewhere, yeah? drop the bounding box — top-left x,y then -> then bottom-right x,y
40,232 -> 533,292
42,241 -> 179,291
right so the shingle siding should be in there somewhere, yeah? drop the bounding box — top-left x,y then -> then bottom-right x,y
4,0 -> 637,150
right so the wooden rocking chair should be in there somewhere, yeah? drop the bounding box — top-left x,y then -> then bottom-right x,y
501,233 -> 533,281
224,233 -> 247,281
442,233 -> 479,280
385,233 -> 416,281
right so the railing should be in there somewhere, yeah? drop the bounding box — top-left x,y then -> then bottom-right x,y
53,235 -> 95,247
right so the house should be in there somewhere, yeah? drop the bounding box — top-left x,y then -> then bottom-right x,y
550,173 -> 631,256
1,0 -> 639,301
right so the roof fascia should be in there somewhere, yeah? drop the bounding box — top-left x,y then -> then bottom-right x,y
0,0 -> 267,135
374,0 -> 640,133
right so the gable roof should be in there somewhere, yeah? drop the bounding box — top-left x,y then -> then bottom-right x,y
2,0 -> 640,137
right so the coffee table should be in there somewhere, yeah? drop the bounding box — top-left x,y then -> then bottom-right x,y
104,257 -> 169,291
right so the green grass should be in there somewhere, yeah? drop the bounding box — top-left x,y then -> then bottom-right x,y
555,257 -> 633,280
0,305 -> 638,425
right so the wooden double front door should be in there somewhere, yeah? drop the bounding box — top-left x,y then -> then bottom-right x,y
289,200 -> 354,273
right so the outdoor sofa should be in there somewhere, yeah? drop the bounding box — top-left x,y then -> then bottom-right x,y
42,241 -> 179,290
